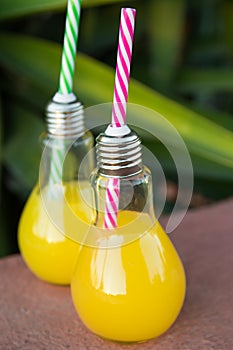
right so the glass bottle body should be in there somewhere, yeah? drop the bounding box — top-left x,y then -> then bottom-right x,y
71,166 -> 186,341
18,131 -> 94,285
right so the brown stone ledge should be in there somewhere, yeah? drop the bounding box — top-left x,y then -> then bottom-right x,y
0,198 -> 233,350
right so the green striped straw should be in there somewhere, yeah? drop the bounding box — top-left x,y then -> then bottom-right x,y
59,0 -> 81,94
49,0 -> 82,196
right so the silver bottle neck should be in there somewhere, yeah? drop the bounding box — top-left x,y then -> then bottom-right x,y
96,130 -> 143,177
46,93 -> 85,139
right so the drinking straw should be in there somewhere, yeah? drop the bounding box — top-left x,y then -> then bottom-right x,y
112,8 -> 136,127
103,8 -> 136,229
103,178 -> 120,229
49,0 -> 81,194
59,0 -> 81,94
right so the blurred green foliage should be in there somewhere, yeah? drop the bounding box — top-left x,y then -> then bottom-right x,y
0,0 -> 232,257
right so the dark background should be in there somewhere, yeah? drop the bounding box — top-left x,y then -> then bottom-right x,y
0,0 -> 232,257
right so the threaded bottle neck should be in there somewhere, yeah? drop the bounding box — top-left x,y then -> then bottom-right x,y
96,130 -> 143,177
46,94 -> 85,139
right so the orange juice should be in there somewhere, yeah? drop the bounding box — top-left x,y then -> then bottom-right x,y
71,211 -> 186,342
18,182 -> 91,285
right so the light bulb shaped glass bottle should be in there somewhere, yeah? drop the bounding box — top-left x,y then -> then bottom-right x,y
71,127 -> 186,342
18,94 -> 94,285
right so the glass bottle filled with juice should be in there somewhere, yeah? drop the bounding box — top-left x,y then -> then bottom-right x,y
71,127 -> 186,342
18,95 -> 94,285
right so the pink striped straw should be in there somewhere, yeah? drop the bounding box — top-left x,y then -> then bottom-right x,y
103,8 -> 136,230
112,8 -> 136,127
104,178 -> 120,229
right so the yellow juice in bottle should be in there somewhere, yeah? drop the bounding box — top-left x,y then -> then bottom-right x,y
71,211 -> 186,342
18,181 -> 92,285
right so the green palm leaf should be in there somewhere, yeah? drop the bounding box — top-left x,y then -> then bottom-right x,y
0,33 -> 232,174
0,0 -> 130,21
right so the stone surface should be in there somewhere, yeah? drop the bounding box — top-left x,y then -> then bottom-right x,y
0,199 -> 233,350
